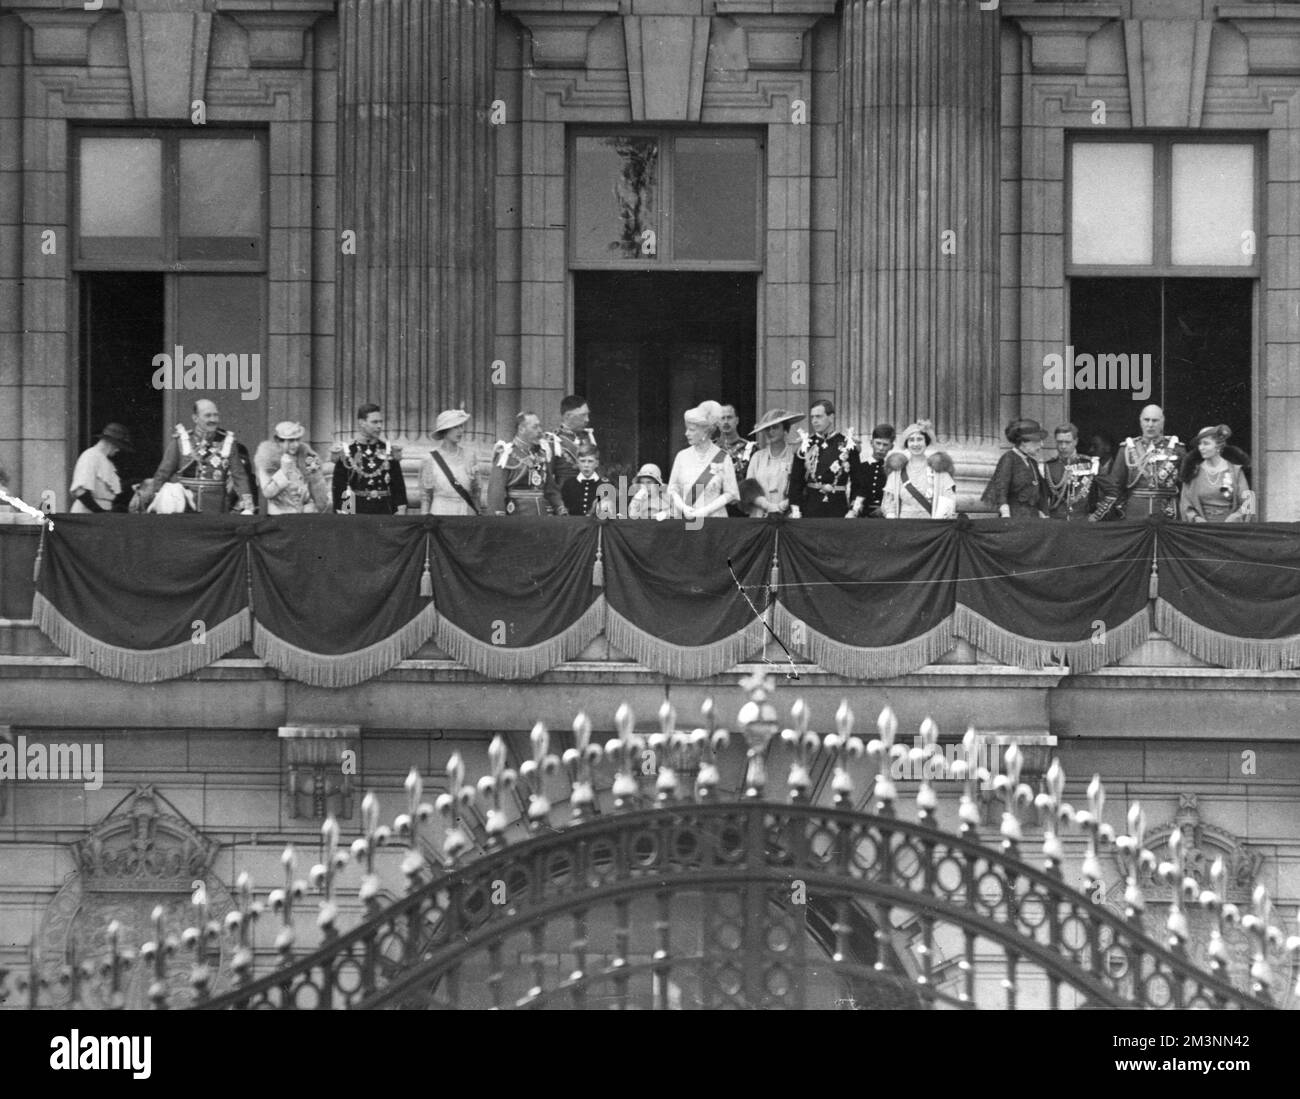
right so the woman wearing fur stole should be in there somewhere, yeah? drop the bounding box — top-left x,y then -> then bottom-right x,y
1179,424 -> 1255,523
255,421 -> 330,514
881,420 -> 957,519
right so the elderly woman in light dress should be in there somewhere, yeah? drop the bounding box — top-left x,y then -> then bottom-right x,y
666,400 -> 740,520
881,419 -> 957,519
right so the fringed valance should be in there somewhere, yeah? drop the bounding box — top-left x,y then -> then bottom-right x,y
27,515 -> 1300,685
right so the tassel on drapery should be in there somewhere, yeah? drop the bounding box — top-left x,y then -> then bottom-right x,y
420,533 -> 434,599
32,521 -> 46,584
1148,531 -> 1160,600
592,527 -> 604,588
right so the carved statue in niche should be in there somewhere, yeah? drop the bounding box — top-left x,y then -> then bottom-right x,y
38,785 -> 233,1008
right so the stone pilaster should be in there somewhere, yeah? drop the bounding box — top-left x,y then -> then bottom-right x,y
336,0 -> 496,444
837,0 -> 1001,461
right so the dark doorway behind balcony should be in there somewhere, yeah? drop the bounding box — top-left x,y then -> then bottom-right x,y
574,271 -> 757,479
79,271 -> 165,489
1069,278 -> 1252,462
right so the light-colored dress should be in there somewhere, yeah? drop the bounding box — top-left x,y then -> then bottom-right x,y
746,445 -> 794,514
419,444 -> 480,516
882,458 -> 957,519
667,443 -> 740,518
1179,462 -> 1254,523
69,446 -> 121,512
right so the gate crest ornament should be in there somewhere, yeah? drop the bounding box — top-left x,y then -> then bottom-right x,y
5,681 -> 1300,1010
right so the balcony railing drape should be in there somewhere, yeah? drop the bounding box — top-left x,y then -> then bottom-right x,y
25,515 -> 1300,685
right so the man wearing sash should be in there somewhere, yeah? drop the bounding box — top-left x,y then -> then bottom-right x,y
1090,405 -> 1185,521
1043,423 -> 1099,522
140,399 -> 254,514
788,400 -> 865,518
718,404 -> 756,517
542,395 -> 595,489
332,403 -> 408,515
488,411 -> 568,516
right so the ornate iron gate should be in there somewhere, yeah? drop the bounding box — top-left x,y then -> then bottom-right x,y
5,674 -> 1296,1009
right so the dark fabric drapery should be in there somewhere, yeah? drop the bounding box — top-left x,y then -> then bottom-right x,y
601,521 -> 775,677
954,521 -> 1155,672
427,517 -> 604,678
774,520 -> 958,678
26,516 -> 1300,684
248,516 -> 434,686
32,514 -> 250,682
1155,523 -> 1300,670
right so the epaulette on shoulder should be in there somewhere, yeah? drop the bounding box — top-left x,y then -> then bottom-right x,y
885,452 -> 908,472
1167,436 -> 1181,447
927,451 -> 954,475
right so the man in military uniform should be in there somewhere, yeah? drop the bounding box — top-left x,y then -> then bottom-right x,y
139,400 -> 254,514
1043,423 -> 1099,521
331,403 -> 407,515
1091,405 -> 1185,521
542,395 -> 595,488
852,423 -> 895,518
789,400 -> 865,518
718,404 -> 755,517
489,411 -> 568,516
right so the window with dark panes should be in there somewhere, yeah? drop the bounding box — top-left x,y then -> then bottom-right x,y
571,130 -> 763,269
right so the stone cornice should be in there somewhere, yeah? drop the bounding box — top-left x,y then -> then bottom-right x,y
1219,5 -> 1300,74
1004,4 -> 1123,74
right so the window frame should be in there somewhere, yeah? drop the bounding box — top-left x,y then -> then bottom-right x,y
1066,133 -> 1262,279
567,127 -> 765,272
71,126 -> 269,274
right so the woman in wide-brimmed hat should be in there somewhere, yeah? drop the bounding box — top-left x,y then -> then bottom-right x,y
420,409 -> 481,515
738,408 -> 804,517
666,400 -> 739,521
255,421 -> 330,515
881,420 -> 957,520
1179,424 -> 1255,523
981,418 -> 1049,519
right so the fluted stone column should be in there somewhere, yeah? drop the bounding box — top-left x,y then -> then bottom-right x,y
838,0 -> 1000,450
336,0 -> 495,443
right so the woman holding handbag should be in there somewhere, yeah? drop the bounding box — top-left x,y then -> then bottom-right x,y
420,409 -> 482,515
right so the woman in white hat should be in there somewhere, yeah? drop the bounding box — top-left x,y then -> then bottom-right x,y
420,409 -> 481,515
881,419 -> 957,519
666,400 -> 739,521
255,422 -> 330,514
739,408 -> 804,517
